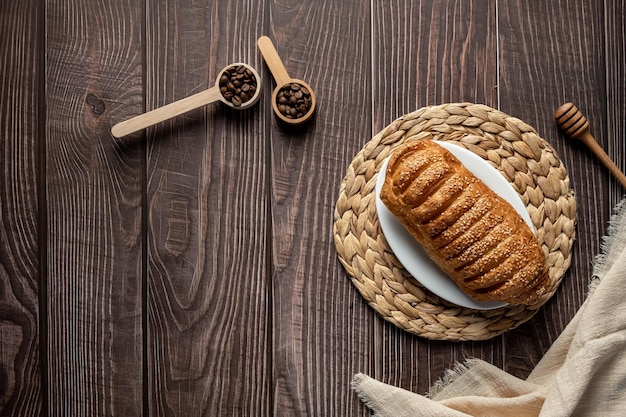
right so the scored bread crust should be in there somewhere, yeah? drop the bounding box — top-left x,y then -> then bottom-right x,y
380,139 -> 548,305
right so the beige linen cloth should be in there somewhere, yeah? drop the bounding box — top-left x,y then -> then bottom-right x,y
352,199 -> 626,416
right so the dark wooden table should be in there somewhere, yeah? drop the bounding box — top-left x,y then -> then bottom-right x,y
2,1 -> 624,415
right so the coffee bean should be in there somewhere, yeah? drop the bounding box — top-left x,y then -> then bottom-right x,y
275,82 -> 312,119
219,64 -> 258,106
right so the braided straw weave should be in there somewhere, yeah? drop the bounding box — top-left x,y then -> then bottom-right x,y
333,103 -> 576,341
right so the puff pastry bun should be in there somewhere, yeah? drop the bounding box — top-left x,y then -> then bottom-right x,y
380,139 -> 548,305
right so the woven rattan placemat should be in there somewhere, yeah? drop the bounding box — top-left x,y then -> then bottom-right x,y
333,103 -> 576,341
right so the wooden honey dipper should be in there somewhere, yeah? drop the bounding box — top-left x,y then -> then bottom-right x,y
554,102 -> 626,189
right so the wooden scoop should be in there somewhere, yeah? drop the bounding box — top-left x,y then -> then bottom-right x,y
257,36 -> 316,125
111,63 -> 262,138
554,102 -> 626,189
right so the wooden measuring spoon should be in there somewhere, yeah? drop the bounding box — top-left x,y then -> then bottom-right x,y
257,36 -> 316,125
111,63 -> 262,138
554,102 -> 626,189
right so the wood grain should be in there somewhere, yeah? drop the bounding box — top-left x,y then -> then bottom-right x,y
266,1 -> 373,415
44,0 -> 145,415
0,2 -> 42,416
605,0 -> 626,202
371,0 -> 499,132
497,0 -> 607,379
144,0 -> 271,415
370,0 -> 501,396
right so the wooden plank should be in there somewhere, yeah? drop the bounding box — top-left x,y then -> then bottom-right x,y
370,0 -> 501,395
605,0 -> 626,202
44,0 -> 145,415
265,1 -> 374,415
497,0 -> 608,378
372,0 -> 500,132
143,1 -> 271,415
0,2 -> 42,416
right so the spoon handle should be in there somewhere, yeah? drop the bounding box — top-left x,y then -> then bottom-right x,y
555,102 -> 626,189
111,86 -> 222,138
257,36 -> 292,87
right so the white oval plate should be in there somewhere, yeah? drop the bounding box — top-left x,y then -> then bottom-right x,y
375,140 -> 535,310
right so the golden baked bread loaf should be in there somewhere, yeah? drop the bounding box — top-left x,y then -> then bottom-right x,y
380,139 -> 548,305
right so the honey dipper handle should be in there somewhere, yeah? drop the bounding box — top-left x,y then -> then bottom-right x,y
554,103 -> 626,190
578,130 -> 626,189
257,36 -> 292,87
